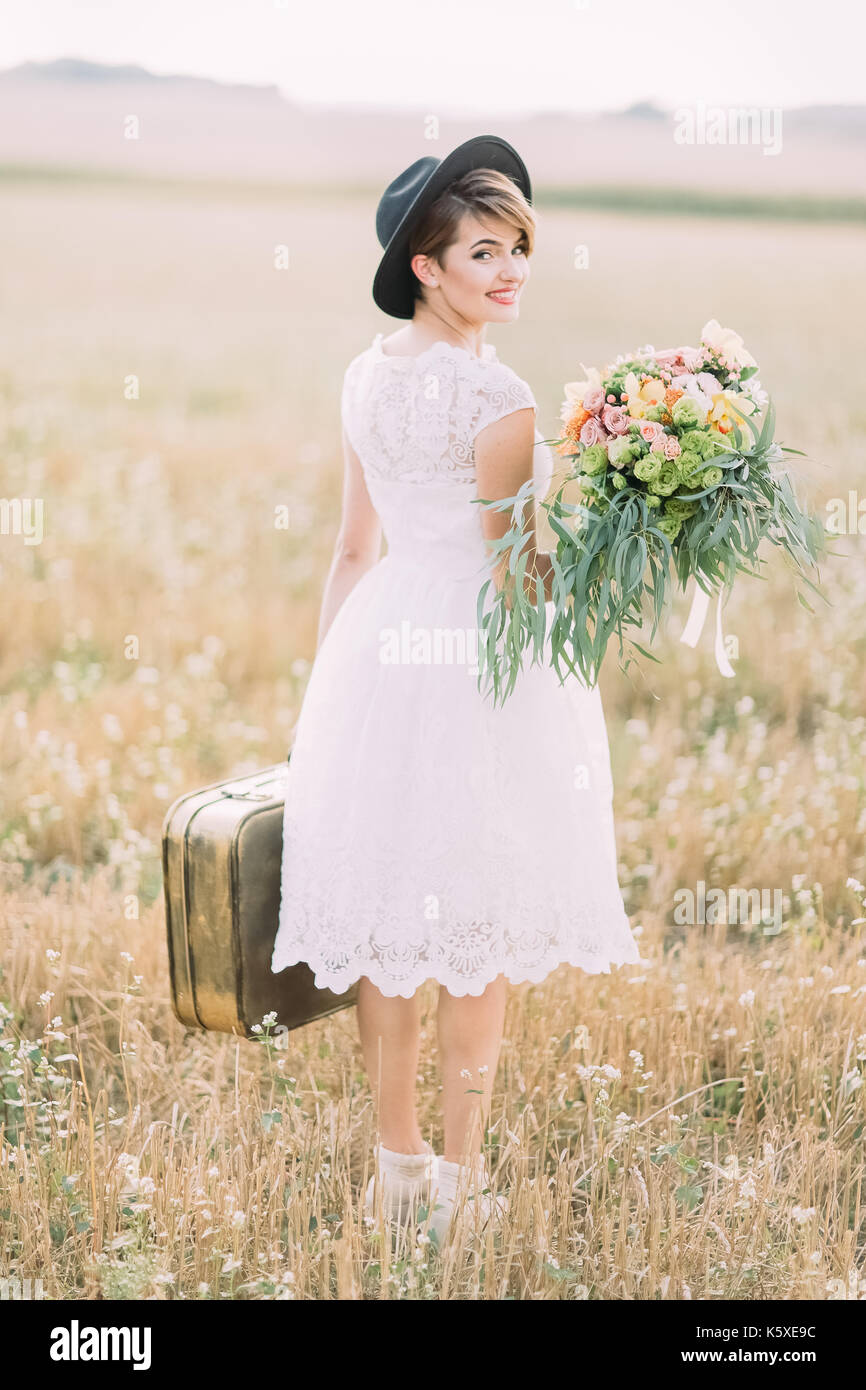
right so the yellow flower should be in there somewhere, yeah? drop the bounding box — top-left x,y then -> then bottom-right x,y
624,373 -> 667,419
708,389 -> 756,436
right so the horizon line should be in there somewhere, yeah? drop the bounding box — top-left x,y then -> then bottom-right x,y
1,56 -> 865,120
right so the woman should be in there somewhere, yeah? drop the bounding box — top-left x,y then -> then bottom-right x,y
270,135 -> 641,1244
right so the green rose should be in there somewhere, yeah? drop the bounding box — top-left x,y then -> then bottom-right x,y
676,450 -> 704,484
665,497 -> 699,518
680,429 -> 715,460
581,443 -> 608,475
700,466 -> 724,488
643,403 -> 666,423
645,493 -> 662,509
634,457 -> 662,484
653,461 -> 680,496
656,514 -> 683,540
610,471 -> 628,491
671,397 -> 701,429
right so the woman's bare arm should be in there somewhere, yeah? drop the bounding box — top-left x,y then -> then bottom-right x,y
316,427 -> 382,650
474,407 -> 555,606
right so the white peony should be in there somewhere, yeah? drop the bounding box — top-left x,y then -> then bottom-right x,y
608,435 -> 633,468
696,370 -> 723,397
671,372 -> 712,422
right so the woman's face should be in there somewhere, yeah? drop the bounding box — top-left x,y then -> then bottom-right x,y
412,212 -> 531,325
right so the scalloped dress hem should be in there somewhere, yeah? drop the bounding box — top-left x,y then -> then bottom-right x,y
271,943 -> 645,1000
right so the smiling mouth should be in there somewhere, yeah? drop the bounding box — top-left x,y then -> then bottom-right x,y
487,289 -> 518,303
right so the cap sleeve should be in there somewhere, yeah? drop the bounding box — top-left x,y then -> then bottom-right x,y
340,355 -> 364,456
470,361 -> 537,442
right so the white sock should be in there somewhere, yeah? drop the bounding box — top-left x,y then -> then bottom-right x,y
434,1156 -> 506,1223
376,1142 -> 434,1175
436,1156 -> 485,1187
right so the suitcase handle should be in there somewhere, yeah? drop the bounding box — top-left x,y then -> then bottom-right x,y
219,789 -> 273,800
219,772 -> 284,802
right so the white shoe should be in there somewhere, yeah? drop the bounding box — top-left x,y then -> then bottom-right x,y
427,1155 -> 509,1245
364,1142 -> 439,1225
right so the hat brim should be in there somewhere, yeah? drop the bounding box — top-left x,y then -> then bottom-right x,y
372,135 -> 532,321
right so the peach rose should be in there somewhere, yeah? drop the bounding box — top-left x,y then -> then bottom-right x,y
640,420 -> 665,444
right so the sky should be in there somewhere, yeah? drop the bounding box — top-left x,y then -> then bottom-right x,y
2,0 -> 864,114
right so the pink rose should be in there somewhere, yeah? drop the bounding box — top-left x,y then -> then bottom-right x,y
602,404 -> 630,435
682,349 -> 704,372
579,416 -> 610,447
640,420 -> 665,444
582,386 -> 605,414
650,436 -> 667,455
653,349 -> 685,370
663,435 -> 682,459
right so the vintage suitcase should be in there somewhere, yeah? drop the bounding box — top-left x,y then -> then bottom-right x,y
162,759 -> 359,1038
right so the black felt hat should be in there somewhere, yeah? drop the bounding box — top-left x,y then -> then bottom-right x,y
371,134 -> 532,320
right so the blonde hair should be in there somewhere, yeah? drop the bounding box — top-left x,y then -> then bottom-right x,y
407,167 -> 535,306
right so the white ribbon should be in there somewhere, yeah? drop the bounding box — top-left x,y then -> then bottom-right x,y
679,578 -> 735,678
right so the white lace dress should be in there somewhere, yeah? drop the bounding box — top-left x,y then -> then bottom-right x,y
270,331 -> 642,998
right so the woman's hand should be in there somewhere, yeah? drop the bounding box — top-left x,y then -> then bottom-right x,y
475,407 -> 554,605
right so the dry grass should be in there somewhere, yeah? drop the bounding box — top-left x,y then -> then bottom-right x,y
1,175 -> 865,1299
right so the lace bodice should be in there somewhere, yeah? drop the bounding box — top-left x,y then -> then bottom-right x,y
340,333 -> 553,576
342,333 -> 541,487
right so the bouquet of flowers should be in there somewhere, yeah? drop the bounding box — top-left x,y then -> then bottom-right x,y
474,320 -> 827,705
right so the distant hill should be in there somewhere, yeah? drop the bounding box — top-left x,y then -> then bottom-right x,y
3,56 -> 282,98
0,57 -> 863,197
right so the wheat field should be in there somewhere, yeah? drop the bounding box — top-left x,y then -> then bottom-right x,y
1,173 -> 865,1300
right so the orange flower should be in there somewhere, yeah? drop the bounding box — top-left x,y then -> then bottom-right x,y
664,387 -> 683,408
563,406 -> 590,441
